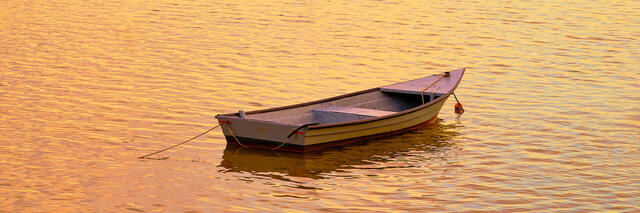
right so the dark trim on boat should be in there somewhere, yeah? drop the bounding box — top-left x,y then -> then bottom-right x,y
225,115 -> 440,153
224,136 -> 304,152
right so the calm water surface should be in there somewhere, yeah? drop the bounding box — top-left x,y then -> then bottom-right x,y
1,0 -> 639,212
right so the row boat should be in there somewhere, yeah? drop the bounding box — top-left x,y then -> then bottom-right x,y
215,68 -> 465,152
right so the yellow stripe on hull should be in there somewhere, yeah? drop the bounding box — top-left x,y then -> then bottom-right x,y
304,97 -> 447,145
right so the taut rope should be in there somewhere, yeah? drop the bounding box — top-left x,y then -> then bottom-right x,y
138,124 -> 220,159
453,92 -> 465,114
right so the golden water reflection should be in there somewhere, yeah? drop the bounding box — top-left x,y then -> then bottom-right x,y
2,0 -> 639,211
220,122 -> 460,180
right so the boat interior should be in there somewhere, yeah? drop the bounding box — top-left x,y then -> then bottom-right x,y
228,69 -> 464,126
244,90 -> 442,125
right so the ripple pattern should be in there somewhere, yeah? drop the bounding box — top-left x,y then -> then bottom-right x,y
1,0 -> 639,212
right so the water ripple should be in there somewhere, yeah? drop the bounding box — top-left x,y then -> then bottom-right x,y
1,0 -> 639,212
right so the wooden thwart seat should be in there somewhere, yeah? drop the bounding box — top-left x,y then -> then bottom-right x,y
312,106 -> 395,124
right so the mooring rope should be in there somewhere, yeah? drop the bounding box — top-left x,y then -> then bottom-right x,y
272,134 -> 295,150
453,92 -> 465,114
273,123 -> 317,150
224,124 -> 248,148
138,124 -> 220,159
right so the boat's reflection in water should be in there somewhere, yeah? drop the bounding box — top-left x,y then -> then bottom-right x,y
219,120 -> 461,181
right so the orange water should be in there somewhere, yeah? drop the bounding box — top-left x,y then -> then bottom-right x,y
1,0 -> 639,211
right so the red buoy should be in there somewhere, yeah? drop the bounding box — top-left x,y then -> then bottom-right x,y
455,103 -> 464,114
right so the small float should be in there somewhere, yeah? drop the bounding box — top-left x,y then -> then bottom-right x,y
215,68 -> 465,152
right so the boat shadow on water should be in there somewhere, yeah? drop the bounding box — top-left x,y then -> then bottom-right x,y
218,120 -> 462,180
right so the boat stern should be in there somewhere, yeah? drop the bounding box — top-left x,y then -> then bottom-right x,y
215,114 -> 309,150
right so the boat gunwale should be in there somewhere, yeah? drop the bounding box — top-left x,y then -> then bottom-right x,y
216,68 -> 465,130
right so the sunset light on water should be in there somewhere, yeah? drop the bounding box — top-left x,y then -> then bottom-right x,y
1,0 -> 638,211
